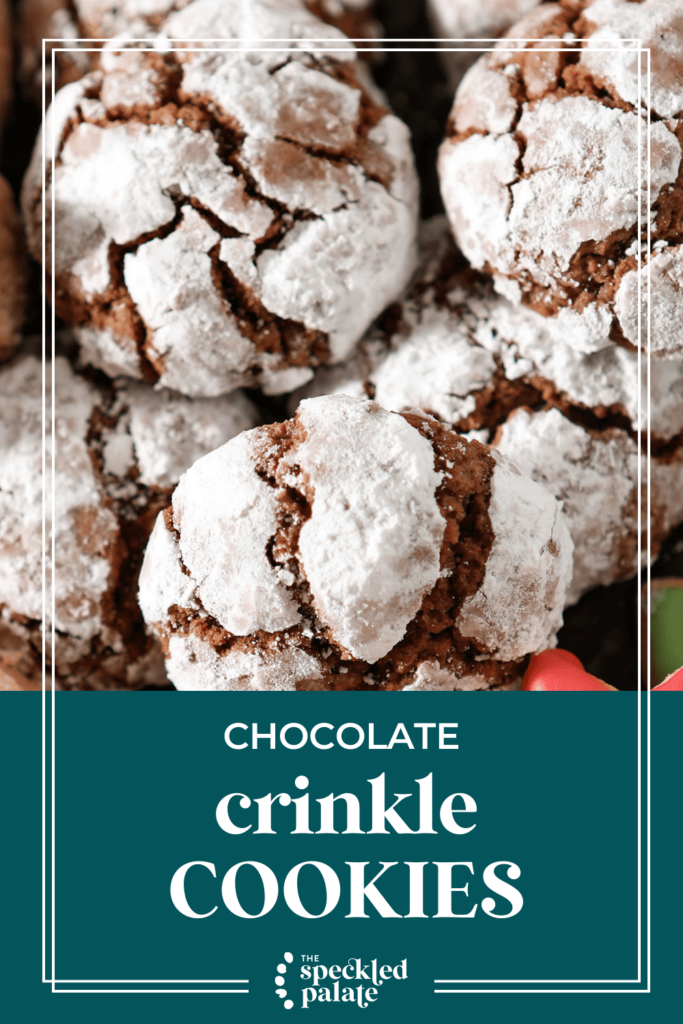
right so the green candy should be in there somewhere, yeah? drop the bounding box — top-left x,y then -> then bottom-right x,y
651,585 -> 683,684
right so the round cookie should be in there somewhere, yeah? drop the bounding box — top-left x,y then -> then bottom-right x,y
139,393 -> 573,692
438,0 -> 683,357
22,5 -> 418,396
0,176 -> 28,363
0,354 -> 259,689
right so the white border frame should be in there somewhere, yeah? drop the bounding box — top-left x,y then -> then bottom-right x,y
40,33 -> 652,998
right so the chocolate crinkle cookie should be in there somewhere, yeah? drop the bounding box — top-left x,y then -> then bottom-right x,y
0,176 -> 28,363
438,0 -> 683,357
139,393 -> 573,692
21,0 -> 417,397
293,218 -> 683,604
0,354 -> 259,689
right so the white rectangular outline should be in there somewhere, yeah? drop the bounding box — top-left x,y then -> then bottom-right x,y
39,35 -> 651,996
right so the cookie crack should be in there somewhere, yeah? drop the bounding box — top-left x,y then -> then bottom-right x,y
207,241 -> 332,375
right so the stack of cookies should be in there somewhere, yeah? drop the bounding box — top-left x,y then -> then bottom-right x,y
1,0 -> 681,690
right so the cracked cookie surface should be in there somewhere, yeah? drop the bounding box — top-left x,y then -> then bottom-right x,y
438,0 -> 683,357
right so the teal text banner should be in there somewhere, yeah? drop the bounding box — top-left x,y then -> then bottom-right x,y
2,692 -> 680,1022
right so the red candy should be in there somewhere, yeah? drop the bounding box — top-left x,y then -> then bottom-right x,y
522,649 -> 616,691
652,666 -> 683,691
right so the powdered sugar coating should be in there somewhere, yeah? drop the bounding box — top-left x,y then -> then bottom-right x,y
440,95 -> 680,296
0,351 -> 260,688
54,121 -> 274,296
240,136 -> 365,216
260,365 -> 315,396
372,305 -> 496,423
294,222 -> 682,606
124,207 -> 256,396
0,357 -> 48,621
482,299 -> 636,406
297,216 -> 683,443
55,360 -> 124,641
172,431 -> 302,635
138,510 -> 198,629
297,285 -> 674,444
74,0 -> 188,38
532,302 -> 615,357
650,356 -> 683,440
22,75 -> 91,245
75,325 -> 145,380
651,447 -> 683,548
180,54 -> 360,149
124,383 -> 258,488
166,634 -> 324,692
285,333 -> 386,414
104,374 -> 261,492
439,132 -> 519,280
428,0 -> 538,42
457,450 -> 573,660
581,0 -> 683,120
451,59 -> 519,136
615,245 -> 683,357
400,661 -> 491,692
482,297 -> 683,442
496,408 -> 638,604
0,356 -> 122,643
253,179 -> 418,363
144,394 -> 446,661
510,101 -> 677,277
427,0 -> 539,88
18,0 -> 378,105
293,395 -> 445,661
159,0 -> 355,56
438,1 -> 683,354
140,392 -> 572,691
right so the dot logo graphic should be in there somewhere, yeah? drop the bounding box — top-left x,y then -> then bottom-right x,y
275,951 -> 295,1010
